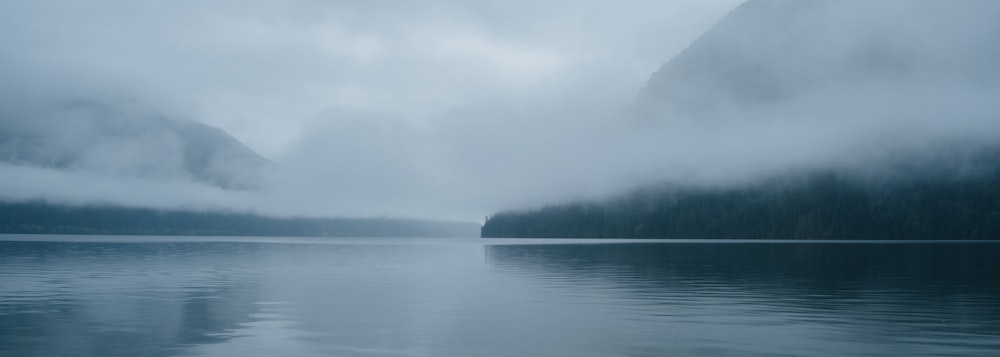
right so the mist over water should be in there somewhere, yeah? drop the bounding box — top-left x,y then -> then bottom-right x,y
2,0 -> 999,221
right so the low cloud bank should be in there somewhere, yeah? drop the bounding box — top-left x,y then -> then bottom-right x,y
2,0 -> 1000,221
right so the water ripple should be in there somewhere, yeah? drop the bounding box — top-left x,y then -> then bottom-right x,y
2,237 -> 999,356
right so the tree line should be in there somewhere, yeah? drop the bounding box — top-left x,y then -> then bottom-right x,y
0,201 -> 479,237
481,172 -> 1000,240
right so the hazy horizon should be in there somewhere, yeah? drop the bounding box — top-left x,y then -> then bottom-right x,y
2,0 -> 999,222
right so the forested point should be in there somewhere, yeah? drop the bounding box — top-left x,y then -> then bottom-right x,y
481,172 -> 1000,240
0,201 -> 480,238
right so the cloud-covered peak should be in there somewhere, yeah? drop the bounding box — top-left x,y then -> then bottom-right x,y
0,96 -> 269,190
635,0 -> 1000,120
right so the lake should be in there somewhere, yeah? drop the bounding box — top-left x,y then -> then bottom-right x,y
1,235 -> 998,356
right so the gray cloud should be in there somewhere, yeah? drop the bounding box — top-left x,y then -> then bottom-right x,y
2,0 -> 999,221
0,0 -> 740,220
0,0 -> 738,156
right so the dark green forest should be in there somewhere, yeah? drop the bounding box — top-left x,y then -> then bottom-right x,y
0,201 -> 480,237
481,172 -> 1000,240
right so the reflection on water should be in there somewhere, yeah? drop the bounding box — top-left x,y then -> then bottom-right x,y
0,241 -> 263,357
485,243 -> 1000,356
1,236 -> 998,356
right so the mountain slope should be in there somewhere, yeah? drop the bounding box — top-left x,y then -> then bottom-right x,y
485,0 -> 1000,239
481,171 -> 1000,239
0,98 -> 269,189
633,0 -> 1000,120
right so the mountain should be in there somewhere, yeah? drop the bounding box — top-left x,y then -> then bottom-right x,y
633,0 -> 1000,120
0,98 -> 487,237
0,98 -> 269,189
484,0 -> 1000,239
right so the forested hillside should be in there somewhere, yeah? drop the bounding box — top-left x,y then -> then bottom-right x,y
0,201 -> 480,237
482,172 -> 1000,239
483,0 -> 1000,240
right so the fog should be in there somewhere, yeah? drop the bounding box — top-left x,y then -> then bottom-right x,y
2,0 -> 999,221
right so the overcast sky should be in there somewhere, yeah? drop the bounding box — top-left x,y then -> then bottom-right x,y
0,0 -> 744,220
0,0 -> 741,157
3,0 -> 999,222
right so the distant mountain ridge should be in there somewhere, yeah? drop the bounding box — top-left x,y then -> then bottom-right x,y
0,201 -> 481,238
0,98 -> 269,189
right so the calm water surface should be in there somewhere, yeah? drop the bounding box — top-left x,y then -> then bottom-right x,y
1,235 -> 998,356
